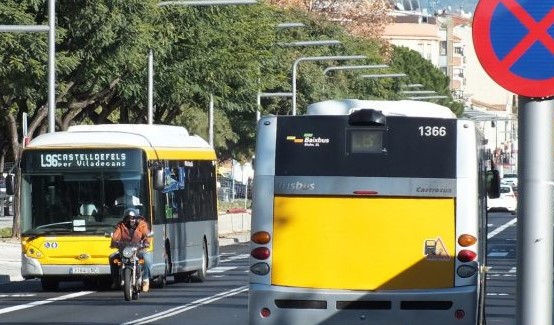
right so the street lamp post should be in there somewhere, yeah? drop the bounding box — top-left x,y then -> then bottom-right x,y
403,83 -> 424,88
401,90 -> 436,95
256,92 -> 293,121
402,88 -> 447,101
292,55 -> 366,115
279,40 -> 341,47
322,64 -> 389,75
159,0 -> 257,6
407,95 -> 449,100
264,37 -> 343,117
321,64 -> 390,92
360,73 -> 407,79
276,22 -> 306,28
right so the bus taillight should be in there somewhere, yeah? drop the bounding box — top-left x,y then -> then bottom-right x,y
251,231 -> 271,244
457,250 -> 477,262
251,247 -> 270,260
457,234 -> 477,247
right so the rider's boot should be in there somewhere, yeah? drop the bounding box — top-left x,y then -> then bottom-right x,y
142,279 -> 149,292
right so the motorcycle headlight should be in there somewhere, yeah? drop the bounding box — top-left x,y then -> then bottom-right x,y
122,246 -> 136,258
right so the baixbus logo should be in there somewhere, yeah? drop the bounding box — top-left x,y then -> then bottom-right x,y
286,133 -> 330,147
278,181 -> 315,191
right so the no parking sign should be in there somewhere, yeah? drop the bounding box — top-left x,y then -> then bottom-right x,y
473,0 -> 554,97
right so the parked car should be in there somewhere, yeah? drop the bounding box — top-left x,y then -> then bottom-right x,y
487,184 -> 517,214
502,173 -> 518,187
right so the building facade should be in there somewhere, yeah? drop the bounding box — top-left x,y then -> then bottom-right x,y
382,6 -> 517,173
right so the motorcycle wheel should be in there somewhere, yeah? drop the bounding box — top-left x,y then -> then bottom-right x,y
123,268 -> 133,301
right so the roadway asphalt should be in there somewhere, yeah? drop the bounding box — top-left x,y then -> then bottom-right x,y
0,211 -> 251,284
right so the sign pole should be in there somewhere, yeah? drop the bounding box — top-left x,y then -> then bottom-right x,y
516,96 -> 554,325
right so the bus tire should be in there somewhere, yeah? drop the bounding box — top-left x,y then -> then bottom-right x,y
192,239 -> 208,282
41,278 -> 59,292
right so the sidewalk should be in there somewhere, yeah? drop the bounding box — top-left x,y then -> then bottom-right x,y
0,211 -> 251,284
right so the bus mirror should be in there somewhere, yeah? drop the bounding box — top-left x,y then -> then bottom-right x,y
486,169 -> 500,199
5,174 -> 15,195
153,168 -> 164,191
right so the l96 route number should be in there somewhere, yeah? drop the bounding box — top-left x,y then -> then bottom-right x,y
419,126 -> 447,137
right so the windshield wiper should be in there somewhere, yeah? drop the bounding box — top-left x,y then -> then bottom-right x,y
36,221 -> 73,229
22,229 -> 73,240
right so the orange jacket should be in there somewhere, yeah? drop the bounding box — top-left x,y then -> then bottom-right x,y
111,219 -> 150,247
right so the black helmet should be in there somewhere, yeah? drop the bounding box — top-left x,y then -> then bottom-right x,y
123,208 -> 139,228
123,208 -> 138,218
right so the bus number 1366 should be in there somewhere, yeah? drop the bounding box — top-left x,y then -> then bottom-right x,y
419,126 -> 447,137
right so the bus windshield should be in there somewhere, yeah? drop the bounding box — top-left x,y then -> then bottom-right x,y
20,149 -> 148,236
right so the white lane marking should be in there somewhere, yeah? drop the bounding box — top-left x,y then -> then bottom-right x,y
122,286 -> 248,325
488,218 -> 517,239
207,266 -> 237,273
509,267 -> 517,273
0,294 -> 36,298
488,252 -> 509,257
0,291 -> 94,315
487,293 -> 510,296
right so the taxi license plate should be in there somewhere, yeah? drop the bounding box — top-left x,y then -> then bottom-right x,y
70,267 -> 100,274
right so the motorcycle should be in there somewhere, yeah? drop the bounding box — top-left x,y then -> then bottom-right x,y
112,241 -> 146,301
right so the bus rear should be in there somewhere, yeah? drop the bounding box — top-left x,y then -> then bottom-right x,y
249,100 -> 486,325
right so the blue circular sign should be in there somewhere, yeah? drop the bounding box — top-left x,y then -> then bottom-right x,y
474,0 -> 554,97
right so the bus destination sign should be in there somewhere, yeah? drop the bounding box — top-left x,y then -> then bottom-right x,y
25,149 -> 142,171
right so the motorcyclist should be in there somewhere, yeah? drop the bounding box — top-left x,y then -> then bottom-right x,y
109,208 -> 152,292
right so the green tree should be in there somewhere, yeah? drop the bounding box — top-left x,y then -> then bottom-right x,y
390,45 -> 462,115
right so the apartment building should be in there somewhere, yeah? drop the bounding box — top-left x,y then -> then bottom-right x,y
382,5 -> 517,172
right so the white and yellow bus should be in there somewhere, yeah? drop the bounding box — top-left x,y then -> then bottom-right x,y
248,99 -> 499,325
18,124 -> 219,290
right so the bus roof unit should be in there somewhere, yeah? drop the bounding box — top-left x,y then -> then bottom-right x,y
307,99 -> 456,119
27,124 -> 211,149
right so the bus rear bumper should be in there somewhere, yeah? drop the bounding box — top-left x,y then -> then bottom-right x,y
22,254 -> 111,279
248,284 -> 478,325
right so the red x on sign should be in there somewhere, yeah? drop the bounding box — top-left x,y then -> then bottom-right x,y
473,0 -> 554,98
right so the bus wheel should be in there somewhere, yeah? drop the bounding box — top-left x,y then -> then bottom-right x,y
41,278 -> 59,291
192,240 -> 208,282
